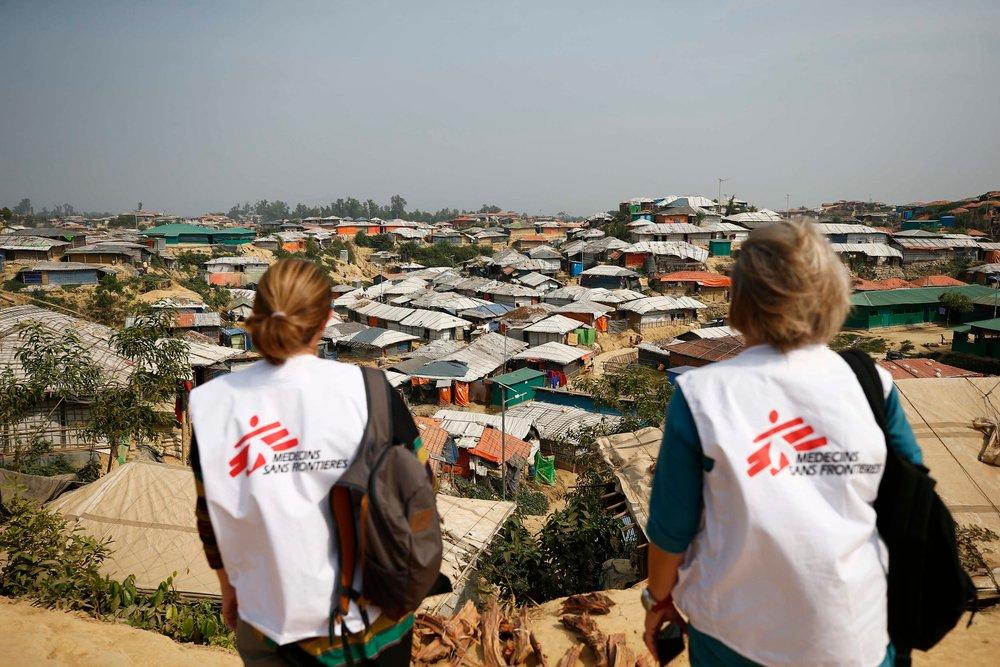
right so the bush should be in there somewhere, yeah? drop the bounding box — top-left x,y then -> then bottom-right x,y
0,498 -> 233,648
5,436 -> 77,477
479,473 -> 633,604
450,476 -> 549,516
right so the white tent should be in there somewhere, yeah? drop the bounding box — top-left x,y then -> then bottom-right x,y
49,461 -> 220,598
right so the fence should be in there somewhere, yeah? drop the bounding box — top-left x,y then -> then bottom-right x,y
602,350 -> 639,375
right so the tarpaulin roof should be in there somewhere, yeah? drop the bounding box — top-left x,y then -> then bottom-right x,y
595,427 -> 662,534
656,271 -> 731,288
49,461 -> 220,598
468,427 -> 534,465
892,378 -> 1000,539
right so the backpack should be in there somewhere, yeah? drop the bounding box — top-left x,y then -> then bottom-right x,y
839,350 -> 976,654
328,367 -> 444,642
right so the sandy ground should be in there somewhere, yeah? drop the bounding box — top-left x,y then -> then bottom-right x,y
521,469 -> 578,535
843,323 -> 955,354
0,597 -> 239,666
2,589 -> 996,666
525,587 -> 1000,666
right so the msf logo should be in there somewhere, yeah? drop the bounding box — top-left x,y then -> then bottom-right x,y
229,415 -> 299,477
746,410 -> 827,477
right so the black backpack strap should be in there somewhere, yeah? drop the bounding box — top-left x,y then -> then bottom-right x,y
838,349 -> 889,437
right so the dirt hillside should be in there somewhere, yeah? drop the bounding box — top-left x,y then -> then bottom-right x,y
0,597 -> 238,666
1,591 -> 996,665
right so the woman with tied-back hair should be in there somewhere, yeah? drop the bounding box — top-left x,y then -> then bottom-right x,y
189,258 -> 433,666
642,222 -> 924,666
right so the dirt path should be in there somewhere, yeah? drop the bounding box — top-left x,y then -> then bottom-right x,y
0,597 -> 239,666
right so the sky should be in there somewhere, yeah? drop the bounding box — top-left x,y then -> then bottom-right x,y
1,1 -> 998,217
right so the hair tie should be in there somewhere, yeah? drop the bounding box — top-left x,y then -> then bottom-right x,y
271,311 -> 286,319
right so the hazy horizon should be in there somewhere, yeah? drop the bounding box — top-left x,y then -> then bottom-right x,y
2,1 -> 998,217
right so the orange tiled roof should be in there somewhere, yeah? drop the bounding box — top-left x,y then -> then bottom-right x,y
469,427 -> 533,464
908,275 -> 967,287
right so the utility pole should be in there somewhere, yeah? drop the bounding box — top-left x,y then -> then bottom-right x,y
785,194 -> 791,217
500,334 -> 508,499
717,178 -> 728,214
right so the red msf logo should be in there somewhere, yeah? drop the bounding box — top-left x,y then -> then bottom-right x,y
746,410 -> 827,477
229,415 -> 299,477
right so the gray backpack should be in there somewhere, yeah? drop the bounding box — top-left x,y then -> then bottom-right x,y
328,367 -> 444,641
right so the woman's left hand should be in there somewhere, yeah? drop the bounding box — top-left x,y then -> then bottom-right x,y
643,602 -> 686,659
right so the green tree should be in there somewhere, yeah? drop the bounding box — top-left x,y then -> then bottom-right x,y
389,194 -> 407,219
14,197 -> 32,216
479,473 -> 634,604
572,365 -> 673,430
1,207 -> 13,222
939,291 -> 973,324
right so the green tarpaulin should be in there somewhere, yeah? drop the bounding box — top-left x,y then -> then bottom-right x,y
534,452 -> 556,485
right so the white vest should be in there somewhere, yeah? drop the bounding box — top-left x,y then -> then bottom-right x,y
674,345 -> 892,667
190,355 -> 377,645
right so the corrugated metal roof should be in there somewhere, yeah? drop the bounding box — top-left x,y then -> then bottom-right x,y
0,235 -> 69,250
892,238 -> 973,250
405,291 -> 489,312
662,336 -> 746,362
577,288 -> 645,305
480,282 -> 541,298
526,245 -> 563,259
620,295 -> 707,314
812,223 -> 884,235
630,223 -> 704,235
581,265 -> 638,277
352,301 -> 416,323
514,272 -> 559,288
829,243 -> 903,258
203,256 -> 270,267
555,300 -> 613,316
346,326 -> 419,349
678,325 -> 738,340
505,400 -> 620,444
621,242 -> 709,262
542,285 -> 591,302
362,278 -> 429,298
432,410 -> 533,445
458,303 -> 513,319
524,314 -> 590,334
511,341 -> 590,365
511,259 -> 555,272
398,309 -> 471,331
418,332 -> 527,382
19,261 -> 108,272
724,211 -> 783,224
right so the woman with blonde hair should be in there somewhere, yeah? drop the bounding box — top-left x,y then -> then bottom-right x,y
642,222 -> 924,665
189,258 -> 433,665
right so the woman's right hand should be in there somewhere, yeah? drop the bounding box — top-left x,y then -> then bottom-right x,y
217,568 -> 239,631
